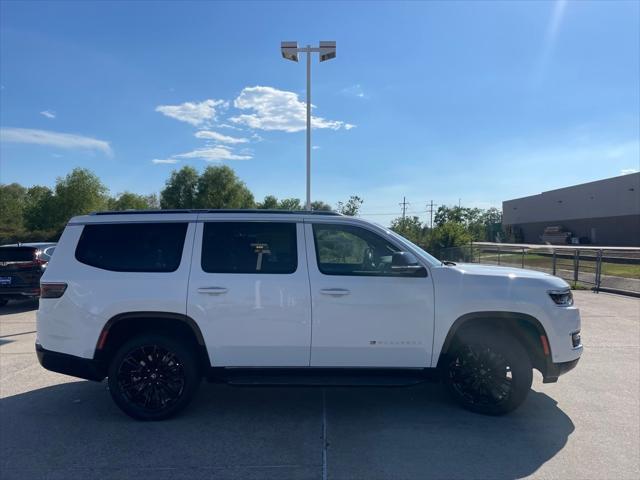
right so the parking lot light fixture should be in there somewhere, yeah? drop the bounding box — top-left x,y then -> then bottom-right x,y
280,40 -> 337,210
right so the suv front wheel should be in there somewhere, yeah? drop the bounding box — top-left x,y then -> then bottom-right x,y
107,333 -> 201,420
445,330 -> 533,415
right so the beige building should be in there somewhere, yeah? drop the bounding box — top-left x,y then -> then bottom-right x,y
502,173 -> 640,246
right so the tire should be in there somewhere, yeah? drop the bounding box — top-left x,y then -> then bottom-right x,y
107,333 -> 201,420
445,329 -> 533,415
0,298 -> 8,307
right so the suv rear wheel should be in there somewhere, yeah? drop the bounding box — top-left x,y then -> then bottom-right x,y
445,329 -> 533,415
107,333 -> 201,420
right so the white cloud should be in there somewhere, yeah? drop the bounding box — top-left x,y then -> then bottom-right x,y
195,130 -> 249,144
218,123 -> 244,131
175,146 -> 252,161
156,99 -> 227,126
341,84 -> 367,99
152,158 -> 179,164
230,86 -> 353,132
344,124 -> 356,130
0,127 -> 111,154
40,110 -> 56,119
621,168 -> 638,175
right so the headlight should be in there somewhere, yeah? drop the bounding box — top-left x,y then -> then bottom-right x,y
548,289 -> 573,306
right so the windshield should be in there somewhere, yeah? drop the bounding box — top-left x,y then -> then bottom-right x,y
383,227 -> 442,267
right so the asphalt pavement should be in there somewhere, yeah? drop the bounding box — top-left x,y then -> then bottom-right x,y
0,291 -> 638,479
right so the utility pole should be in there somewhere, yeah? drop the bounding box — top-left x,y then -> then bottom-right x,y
399,196 -> 409,220
426,200 -> 435,229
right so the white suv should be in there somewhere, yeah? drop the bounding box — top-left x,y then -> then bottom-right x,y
36,210 -> 582,420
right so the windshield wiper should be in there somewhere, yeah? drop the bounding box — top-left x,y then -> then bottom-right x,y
443,261 -> 457,266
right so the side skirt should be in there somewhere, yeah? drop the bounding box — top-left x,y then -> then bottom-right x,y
205,367 -> 441,387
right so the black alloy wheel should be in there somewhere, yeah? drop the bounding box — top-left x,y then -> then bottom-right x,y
445,330 -> 533,415
449,344 -> 513,407
117,344 -> 186,411
108,334 -> 201,420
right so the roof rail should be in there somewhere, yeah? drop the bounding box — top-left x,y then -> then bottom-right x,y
90,209 -> 342,216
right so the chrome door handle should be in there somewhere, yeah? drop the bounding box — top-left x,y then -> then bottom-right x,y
198,287 -> 228,295
320,288 -> 350,296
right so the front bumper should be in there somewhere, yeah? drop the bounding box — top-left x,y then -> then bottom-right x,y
36,343 -> 105,381
542,357 -> 580,383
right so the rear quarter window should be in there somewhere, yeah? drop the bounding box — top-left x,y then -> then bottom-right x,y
75,223 -> 188,272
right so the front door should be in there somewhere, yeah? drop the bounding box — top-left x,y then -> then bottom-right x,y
306,221 -> 434,367
187,219 -> 311,367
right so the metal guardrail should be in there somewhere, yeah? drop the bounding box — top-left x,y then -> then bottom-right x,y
436,242 -> 640,296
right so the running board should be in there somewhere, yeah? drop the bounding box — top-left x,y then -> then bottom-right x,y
207,368 -> 438,387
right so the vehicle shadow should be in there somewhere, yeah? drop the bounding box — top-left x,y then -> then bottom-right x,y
0,298 -> 39,316
0,380 -> 574,480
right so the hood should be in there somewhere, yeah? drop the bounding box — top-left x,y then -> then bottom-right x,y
448,263 -> 570,289
452,263 -> 554,279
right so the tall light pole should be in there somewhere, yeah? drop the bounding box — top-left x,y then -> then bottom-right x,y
281,41 -> 336,210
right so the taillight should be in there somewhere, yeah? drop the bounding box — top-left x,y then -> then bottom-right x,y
40,282 -> 67,299
35,258 -> 48,268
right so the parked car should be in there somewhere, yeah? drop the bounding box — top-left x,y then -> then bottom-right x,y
36,210 -> 582,420
0,242 -> 56,306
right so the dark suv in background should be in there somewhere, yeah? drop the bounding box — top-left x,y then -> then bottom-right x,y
0,242 -> 56,307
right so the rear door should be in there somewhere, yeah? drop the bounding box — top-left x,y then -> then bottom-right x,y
0,247 -> 40,292
187,218 -> 311,367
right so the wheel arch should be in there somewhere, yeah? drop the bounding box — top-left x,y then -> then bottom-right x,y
94,311 -> 211,371
437,311 -> 551,374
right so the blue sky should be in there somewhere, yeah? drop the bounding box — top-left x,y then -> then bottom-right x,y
1,0 -> 638,225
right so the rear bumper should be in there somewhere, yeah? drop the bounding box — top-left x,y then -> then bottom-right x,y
0,286 -> 40,298
542,357 -> 580,383
36,343 -> 105,381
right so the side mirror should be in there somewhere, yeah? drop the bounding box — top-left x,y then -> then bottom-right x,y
391,251 -> 427,276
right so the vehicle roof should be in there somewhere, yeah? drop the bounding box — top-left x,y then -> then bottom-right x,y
90,209 -> 342,216
68,209 -> 375,225
0,242 -> 57,248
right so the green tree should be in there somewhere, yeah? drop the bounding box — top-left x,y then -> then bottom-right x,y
434,205 -> 502,242
278,198 -> 302,210
257,196 -> 332,211
482,207 -> 502,225
23,186 -> 56,231
145,193 -> 160,209
0,183 -> 27,241
311,200 -> 332,211
0,183 -> 27,228
160,166 -> 199,209
108,192 -> 154,211
53,168 -> 109,224
257,195 -> 279,209
390,216 -> 426,245
426,222 -> 472,252
195,165 -> 255,209
336,195 -> 363,216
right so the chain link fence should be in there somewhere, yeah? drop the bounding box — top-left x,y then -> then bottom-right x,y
436,242 -> 640,296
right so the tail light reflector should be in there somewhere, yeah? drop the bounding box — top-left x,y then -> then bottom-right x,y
41,282 -> 67,299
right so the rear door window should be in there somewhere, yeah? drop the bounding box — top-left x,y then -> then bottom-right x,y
75,223 -> 188,272
0,248 -> 35,263
201,222 -> 297,274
